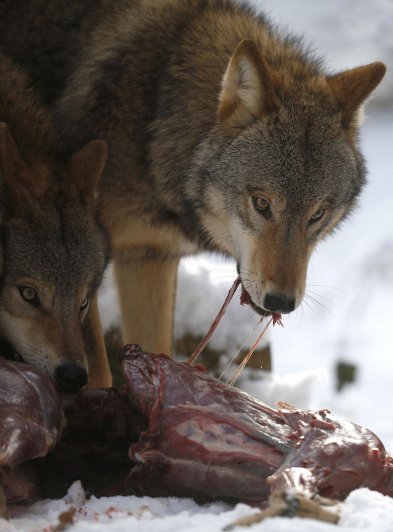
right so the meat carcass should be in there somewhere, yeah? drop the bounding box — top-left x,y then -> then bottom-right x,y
1,344 -> 393,512
0,357 -> 64,511
122,344 -> 393,504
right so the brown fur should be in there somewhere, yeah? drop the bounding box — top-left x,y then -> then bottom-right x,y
0,53 -> 112,388
50,0 -> 385,355
0,0 -> 385,360
327,63 -> 386,127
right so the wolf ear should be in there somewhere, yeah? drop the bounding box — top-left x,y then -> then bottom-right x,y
68,140 -> 108,210
0,122 -> 34,192
217,39 -> 278,130
327,62 -> 386,128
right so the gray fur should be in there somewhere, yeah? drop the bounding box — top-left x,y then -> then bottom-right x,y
0,0 -> 385,353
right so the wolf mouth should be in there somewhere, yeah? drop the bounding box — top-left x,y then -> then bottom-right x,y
240,284 -> 271,317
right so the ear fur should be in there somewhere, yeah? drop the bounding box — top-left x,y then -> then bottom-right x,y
67,140 -> 108,210
327,62 -> 386,127
217,39 -> 278,130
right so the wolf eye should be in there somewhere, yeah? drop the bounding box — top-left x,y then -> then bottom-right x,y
252,197 -> 270,217
80,298 -> 90,311
309,209 -> 325,225
18,286 -> 40,307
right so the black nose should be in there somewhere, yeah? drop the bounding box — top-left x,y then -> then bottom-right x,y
54,363 -> 88,393
263,292 -> 296,314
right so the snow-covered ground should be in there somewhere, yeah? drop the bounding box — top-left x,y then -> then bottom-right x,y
5,483 -> 393,532
4,1 -> 393,530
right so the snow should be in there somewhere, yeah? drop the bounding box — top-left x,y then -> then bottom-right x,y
257,0 -> 393,105
5,482 -> 393,531
340,489 -> 393,531
5,1 -> 393,530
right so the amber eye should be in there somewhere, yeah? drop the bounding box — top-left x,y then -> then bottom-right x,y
309,209 -> 325,224
80,298 -> 90,311
252,197 -> 270,213
18,286 -> 40,307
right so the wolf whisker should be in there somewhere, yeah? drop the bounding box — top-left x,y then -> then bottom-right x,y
239,267 -> 256,277
303,293 -> 336,320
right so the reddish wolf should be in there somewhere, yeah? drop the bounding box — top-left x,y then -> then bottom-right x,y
0,0 -> 386,363
0,53 -> 112,391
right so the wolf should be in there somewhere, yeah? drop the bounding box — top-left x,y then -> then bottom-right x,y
0,53 -> 112,391
1,0 -> 385,360
54,0 -> 385,355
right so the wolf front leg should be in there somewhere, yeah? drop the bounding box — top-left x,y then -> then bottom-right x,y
83,295 -> 112,388
114,256 -> 179,356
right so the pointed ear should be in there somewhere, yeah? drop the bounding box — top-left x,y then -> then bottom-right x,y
68,140 -> 108,210
0,122 -> 33,192
327,62 -> 386,127
217,39 -> 278,130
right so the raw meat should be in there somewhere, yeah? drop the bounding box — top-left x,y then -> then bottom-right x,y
0,357 -> 64,506
1,345 -> 393,509
122,344 -> 393,504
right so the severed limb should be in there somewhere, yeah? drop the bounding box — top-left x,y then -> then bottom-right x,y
223,486 -> 340,530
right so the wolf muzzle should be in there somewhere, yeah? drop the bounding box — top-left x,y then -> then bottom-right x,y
263,292 -> 296,314
54,362 -> 88,393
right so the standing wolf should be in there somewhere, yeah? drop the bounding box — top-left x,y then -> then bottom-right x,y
0,53 -> 112,390
0,0 -> 386,359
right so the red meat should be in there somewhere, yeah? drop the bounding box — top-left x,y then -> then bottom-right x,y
1,345 -> 393,508
122,344 -> 393,503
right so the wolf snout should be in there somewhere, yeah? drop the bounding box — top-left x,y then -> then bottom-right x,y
54,362 -> 88,393
263,292 -> 296,314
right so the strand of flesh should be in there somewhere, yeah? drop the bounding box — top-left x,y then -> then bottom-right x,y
186,276 -> 283,380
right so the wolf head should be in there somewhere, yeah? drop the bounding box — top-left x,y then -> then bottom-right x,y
192,40 -> 385,315
0,124 -> 110,391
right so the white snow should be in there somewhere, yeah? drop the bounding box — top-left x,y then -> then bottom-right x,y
5,1 -> 393,530
5,482 -> 393,531
256,0 -> 393,105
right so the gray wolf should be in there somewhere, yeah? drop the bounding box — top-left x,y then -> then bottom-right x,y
0,53 -> 112,391
1,0 -> 385,359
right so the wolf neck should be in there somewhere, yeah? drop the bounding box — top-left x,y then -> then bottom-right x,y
58,0 -> 322,254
